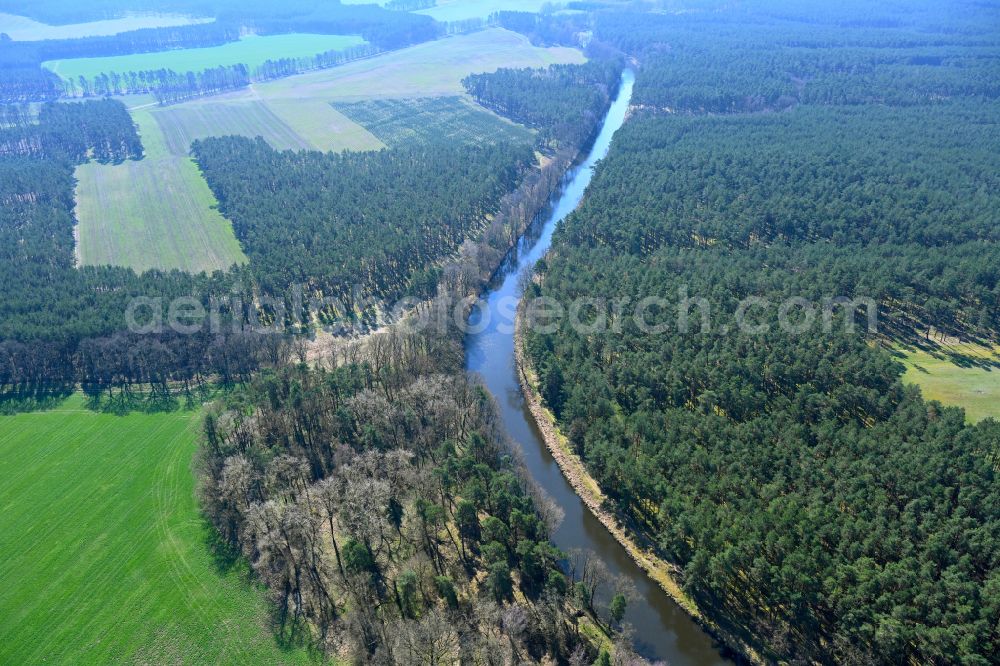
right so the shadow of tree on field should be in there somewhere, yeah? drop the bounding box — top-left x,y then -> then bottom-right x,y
0,385 -> 75,414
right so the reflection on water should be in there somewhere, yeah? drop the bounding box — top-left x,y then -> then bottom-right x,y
465,70 -> 733,664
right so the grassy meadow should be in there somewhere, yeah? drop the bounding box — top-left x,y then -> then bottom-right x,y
0,395 -> 312,665
74,108 -> 247,274
0,11 -> 208,41
897,341 -> 1000,423
43,33 -> 366,81
333,96 -> 534,147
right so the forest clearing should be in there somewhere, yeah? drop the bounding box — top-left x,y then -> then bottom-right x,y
898,341 -> 1000,422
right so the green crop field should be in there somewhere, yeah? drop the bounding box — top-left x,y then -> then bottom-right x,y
897,342 -> 1000,423
0,395 -> 313,665
153,100 -> 315,155
0,11 -> 208,41
75,108 -> 247,274
333,95 -> 534,147
416,0 -> 553,22
43,33 -> 366,81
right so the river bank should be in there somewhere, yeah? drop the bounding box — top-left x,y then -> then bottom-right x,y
513,308 -> 763,665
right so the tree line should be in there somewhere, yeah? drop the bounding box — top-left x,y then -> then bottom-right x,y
64,42 -> 385,104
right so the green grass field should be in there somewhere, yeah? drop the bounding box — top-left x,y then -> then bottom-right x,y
897,342 -> 1000,423
416,0 -> 554,21
333,96 -> 534,147
75,108 -> 247,274
0,11 -> 208,41
43,33 -> 366,81
0,395 -> 313,665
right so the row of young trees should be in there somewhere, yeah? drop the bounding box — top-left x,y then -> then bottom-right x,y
525,1 -> 1000,663
65,64 -> 248,101
62,43 -> 386,103
251,42 -> 382,81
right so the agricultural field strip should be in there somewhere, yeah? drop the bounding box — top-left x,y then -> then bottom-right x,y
43,33 -> 366,81
74,109 -> 247,273
152,100 -> 314,155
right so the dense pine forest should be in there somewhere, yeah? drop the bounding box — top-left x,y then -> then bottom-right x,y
191,136 -> 534,308
463,60 -> 623,148
525,0 -> 1000,663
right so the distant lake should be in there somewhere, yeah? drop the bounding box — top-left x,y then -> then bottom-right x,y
0,12 -> 211,41
416,0 -> 551,22
43,33 -> 368,82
